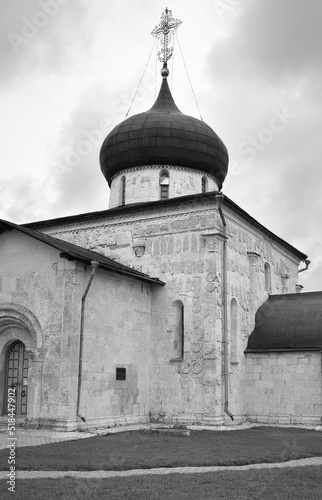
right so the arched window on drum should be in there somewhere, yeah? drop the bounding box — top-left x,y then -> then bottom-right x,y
159,169 -> 170,200
201,176 -> 208,193
120,175 -> 126,206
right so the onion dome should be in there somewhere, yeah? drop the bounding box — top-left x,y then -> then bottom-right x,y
100,76 -> 229,189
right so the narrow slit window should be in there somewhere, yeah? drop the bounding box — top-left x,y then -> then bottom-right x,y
171,300 -> 184,360
121,176 -> 126,206
264,263 -> 271,293
230,298 -> 238,364
181,303 -> 184,357
201,176 -> 208,193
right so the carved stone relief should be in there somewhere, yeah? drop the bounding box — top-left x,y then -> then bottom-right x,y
203,343 -> 217,360
133,213 -> 220,239
132,242 -> 146,257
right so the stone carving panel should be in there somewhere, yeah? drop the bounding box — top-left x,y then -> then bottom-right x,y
203,343 -> 217,360
133,213 -> 220,239
133,246 -> 145,257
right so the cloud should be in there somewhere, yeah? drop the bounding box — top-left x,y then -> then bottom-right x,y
243,0 -> 322,77
0,0 -> 159,222
208,0 -> 322,82
45,80 -> 126,218
0,1 -> 320,291
0,175 -> 58,223
0,0 -> 92,86
205,0 -> 322,292
45,62 -> 158,218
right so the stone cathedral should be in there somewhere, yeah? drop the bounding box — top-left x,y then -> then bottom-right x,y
0,10 -> 321,431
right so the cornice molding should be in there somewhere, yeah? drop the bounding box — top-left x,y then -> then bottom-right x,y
109,164 -> 218,184
23,192 -> 307,261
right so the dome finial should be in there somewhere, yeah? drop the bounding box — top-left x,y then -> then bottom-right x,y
151,7 -> 182,78
161,63 -> 169,78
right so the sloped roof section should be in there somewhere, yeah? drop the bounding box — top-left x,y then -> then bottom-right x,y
0,219 -> 164,286
246,293 -> 322,352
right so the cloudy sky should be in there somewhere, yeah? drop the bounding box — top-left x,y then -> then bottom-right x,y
1,0 -> 321,291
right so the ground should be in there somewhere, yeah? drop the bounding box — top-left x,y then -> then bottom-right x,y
0,425 -> 321,499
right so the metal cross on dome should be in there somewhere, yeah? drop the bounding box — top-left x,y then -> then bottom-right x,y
151,7 -> 182,66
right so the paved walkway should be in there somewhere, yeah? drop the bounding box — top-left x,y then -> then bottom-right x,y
0,423 -> 150,450
0,457 -> 321,479
2,421 -> 320,450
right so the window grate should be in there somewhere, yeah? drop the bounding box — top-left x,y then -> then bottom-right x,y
116,367 -> 126,380
160,184 -> 169,200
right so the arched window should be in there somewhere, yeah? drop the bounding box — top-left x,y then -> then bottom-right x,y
170,300 -> 184,360
159,169 -> 169,200
264,263 -> 271,293
201,176 -> 208,193
120,176 -> 126,206
230,298 -> 238,364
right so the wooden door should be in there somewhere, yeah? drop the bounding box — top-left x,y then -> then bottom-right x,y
6,341 -> 29,415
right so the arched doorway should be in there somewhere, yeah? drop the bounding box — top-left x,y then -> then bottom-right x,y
6,341 -> 29,415
0,304 -> 43,421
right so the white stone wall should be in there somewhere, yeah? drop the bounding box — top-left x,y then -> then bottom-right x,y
0,230 -> 153,429
0,230 -> 81,425
35,196 -> 303,425
109,166 -> 219,208
224,207 -> 301,422
245,352 -> 322,425
78,268 -> 152,428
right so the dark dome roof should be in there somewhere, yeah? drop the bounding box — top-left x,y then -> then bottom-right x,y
100,77 -> 229,188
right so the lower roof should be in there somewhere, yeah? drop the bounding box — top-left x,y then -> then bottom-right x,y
0,219 -> 164,286
245,292 -> 322,352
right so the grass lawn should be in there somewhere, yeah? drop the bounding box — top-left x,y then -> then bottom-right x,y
1,466 -> 322,500
0,426 -> 321,471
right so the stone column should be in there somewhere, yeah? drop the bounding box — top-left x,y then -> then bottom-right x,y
201,231 -> 227,425
247,252 -> 261,332
24,348 -> 44,427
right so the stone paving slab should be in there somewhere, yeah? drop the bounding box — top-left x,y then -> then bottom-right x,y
0,424 -> 150,450
0,429 -> 94,450
0,422 -> 248,451
0,457 -> 321,480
